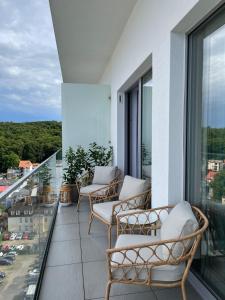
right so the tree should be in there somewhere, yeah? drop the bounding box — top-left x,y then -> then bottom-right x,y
210,170 -> 225,202
2,152 -> 20,171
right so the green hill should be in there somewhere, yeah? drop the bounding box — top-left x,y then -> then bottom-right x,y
0,121 -> 62,172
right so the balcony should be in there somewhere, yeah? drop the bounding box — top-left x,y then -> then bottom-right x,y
39,202 -> 202,300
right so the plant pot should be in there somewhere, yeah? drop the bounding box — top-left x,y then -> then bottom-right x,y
40,185 -> 55,206
60,184 -> 78,206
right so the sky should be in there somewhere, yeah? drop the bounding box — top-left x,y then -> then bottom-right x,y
0,0 -> 62,122
202,24 -> 225,128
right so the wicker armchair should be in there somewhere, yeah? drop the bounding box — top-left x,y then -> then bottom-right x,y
88,175 -> 151,247
105,202 -> 208,300
76,166 -> 120,211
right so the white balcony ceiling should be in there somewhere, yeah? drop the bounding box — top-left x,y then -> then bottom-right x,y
50,0 -> 137,84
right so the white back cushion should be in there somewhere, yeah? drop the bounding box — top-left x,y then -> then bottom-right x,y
161,201 -> 199,259
119,176 -> 147,203
92,166 -> 117,185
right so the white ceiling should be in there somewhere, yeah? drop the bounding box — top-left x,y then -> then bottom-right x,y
50,0 -> 137,83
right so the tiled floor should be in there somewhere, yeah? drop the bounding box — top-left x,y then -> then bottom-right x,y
39,200 -> 203,300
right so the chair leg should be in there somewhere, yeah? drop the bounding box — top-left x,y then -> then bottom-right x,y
77,194 -> 81,211
88,213 -> 94,234
108,225 -> 112,248
181,282 -> 187,300
105,281 -> 112,300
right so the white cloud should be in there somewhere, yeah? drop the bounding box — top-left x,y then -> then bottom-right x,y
0,0 -> 62,121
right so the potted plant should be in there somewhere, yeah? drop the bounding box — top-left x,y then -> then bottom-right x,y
60,146 -> 88,205
88,142 -> 113,169
38,164 -> 54,206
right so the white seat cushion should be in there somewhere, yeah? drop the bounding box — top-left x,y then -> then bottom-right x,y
93,201 -> 142,223
161,201 -> 199,259
119,176 -> 147,201
111,234 -> 185,282
92,166 -> 117,185
80,184 -> 108,195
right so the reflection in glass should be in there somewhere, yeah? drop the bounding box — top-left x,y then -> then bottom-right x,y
0,152 -> 62,300
141,72 -> 152,180
194,23 -> 225,298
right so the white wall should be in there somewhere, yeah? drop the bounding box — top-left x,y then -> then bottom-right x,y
100,0 -> 223,207
62,83 -> 111,155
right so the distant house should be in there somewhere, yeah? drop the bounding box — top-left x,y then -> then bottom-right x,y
19,160 -> 33,176
19,160 -> 33,170
208,160 -> 224,172
0,186 -> 9,193
206,171 -> 218,183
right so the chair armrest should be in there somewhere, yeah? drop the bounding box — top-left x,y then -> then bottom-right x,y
88,180 -> 123,208
116,205 -> 170,236
76,171 -> 93,191
112,190 -> 151,218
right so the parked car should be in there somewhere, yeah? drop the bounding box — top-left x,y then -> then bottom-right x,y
16,232 -> 23,240
2,244 -> 9,252
0,272 -> 6,278
10,233 -> 17,240
0,259 -> 13,265
23,232 -> 29,240
8,251 -> 17,256
16,245 -> 24,251
3,233 -> 10,241
3,255 -> 15,262
28,269 -> 40,277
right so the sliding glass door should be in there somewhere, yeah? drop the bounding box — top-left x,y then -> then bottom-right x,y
187,5 -> 225,299
126,70 -> 152,180
141,72 -> 152,179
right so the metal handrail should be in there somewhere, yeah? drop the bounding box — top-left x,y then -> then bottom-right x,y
0,149 -> 61,202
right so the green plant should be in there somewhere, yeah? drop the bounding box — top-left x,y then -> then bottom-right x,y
63,146 -> 89,184
88,142 -> 113,168
39,164 -> 52,186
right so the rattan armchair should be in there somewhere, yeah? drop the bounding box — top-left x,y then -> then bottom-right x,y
105,203 -> 208,300
76,167 -> 121,211
88,176 -> 151,247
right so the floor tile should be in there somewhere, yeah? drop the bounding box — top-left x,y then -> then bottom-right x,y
154,283 -> 202,300
46,239 -> 81,266
81,236 -> 108,262
79,211 -> 91,223
80,219 -> 108,238
55,209 -> 78,225
94,291 -> 156,300
39,263 -> 84,300
52,223 -> 80,241
83,261 -> 150,299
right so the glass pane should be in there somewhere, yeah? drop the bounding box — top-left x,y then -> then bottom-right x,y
191,22 -> 225,298
0,152 -> 61,299
141,72 -> 152,180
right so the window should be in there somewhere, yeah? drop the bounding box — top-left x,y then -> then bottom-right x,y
125,70 -> 152,179
187,5 -> 225,299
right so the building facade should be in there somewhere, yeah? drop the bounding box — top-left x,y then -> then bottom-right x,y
50,1 -> 225,298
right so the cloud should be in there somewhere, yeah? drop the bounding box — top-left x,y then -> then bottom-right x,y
0,0 -> 62,122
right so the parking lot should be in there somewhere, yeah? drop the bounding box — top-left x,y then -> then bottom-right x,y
0,254 -> 38,300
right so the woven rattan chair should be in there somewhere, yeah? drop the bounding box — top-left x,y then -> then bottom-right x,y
88,175 -> 151,247
76,166 -> 120,211
105,202 -> 208,300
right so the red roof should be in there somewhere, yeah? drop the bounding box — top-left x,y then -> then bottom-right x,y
19,160 -> 33,169
0,186 -> 9,192
206,171 -> 217,182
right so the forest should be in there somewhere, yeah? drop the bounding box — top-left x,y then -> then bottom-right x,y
0,121 -> 62,172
